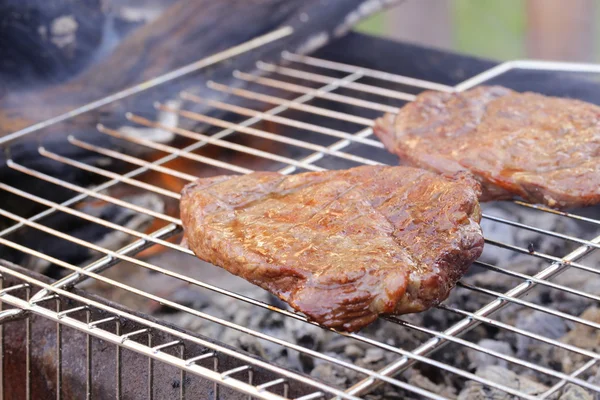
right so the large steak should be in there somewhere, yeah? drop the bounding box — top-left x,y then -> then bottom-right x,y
374,86 -> 600,209
180,166 -> 483,332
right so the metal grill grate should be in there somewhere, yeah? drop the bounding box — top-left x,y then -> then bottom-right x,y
1,29 -> 600,399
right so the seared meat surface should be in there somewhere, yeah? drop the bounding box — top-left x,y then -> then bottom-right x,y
374,86 -> 600,209
180,166 -> 483,332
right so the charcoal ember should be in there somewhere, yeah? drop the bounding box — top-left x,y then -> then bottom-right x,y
480,202 -> 582,265
555,307 -> 600,374
236,335 -> 267,359
359,348 -> 386,366
404,368 -> 458,399
467,260 -> 540,291
443,279 -> 532,331
19,192 -> 162,274
164,286 -> 212,309
310,361 -> 356,388
515,311 -> 567,358
552,265 -> 600,317
365,391 -> 404,400
324,337 -> 354,354
92,193 -> 164,250
591,368 -> 600,400
559,384 -> 594,400
344,344 -> 365,360
159,279 -> 331,372
458,365 -> 551,400
467,339 -> 514,370
370,317 -> 429,349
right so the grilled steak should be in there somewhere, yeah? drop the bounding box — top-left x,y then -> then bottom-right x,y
180,166 -> 484,332
374,86 -> 600,209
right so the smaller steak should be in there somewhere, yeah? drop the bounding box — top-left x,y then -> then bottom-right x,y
180,166 -> 484,332
374,86 -> 600,209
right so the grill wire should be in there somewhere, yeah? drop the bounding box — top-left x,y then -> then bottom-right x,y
1,34 -> 600,400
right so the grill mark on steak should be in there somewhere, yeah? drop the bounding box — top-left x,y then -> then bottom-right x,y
180,166 -> 484,332
373,85 -> 600,209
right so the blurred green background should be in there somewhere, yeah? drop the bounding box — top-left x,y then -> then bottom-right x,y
354,0 -> 600,63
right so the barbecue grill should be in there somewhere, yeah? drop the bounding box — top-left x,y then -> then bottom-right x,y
1,23 -> 600,400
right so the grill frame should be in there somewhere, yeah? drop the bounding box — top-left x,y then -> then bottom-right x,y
1,28 -> 600,399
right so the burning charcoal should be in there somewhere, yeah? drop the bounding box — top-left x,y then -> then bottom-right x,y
236,335 -> 267,359
324,337 -> 355,353
23,192 -> 163,276
552,265 -> 600,317
361,348 -> 385,365
467,339 -> 514,370
257,307 -> 285,330
344,344 -> 365,360
591,368 -> 600,400
365,391 -> 404,400
559,384 -> 593,400
310,362 -> 356,388
405,368 -> 458,399
162,286 -> 212,310
93,193 -> 164,249
354,347 -> 397,377
480,202 -> 582,265
515,311 -> 567,358
371,318 -> 430,350
555,307 -> 600,374
290,319 -> 326,351
458,365 -> 550,400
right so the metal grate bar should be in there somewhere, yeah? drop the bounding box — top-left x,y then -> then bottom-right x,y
256,62 -> 417,101
483,213 -> 600,250
68,136 -> 198,181
257,378 -> 289,396
388,317 -> 600,393
98,123 -> 255,174
439,305 -> 600,360
474,261 -> 600,302
182,89 -> 381,145
30,224 -> 179,306
125,113 -> 328,171
513,200 -> 600,226
280,52 -> 455,93
155,106 -> 379,166
39,147 -> 181,200
7,160 -> 181,224
458,281 -> 600,330
484,238 -> 600,276
198,83 -> 375,127
539,359 -> 599,400
295,392 -> 325,400
0,183 -> 191,255
232,70 -> 399,113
